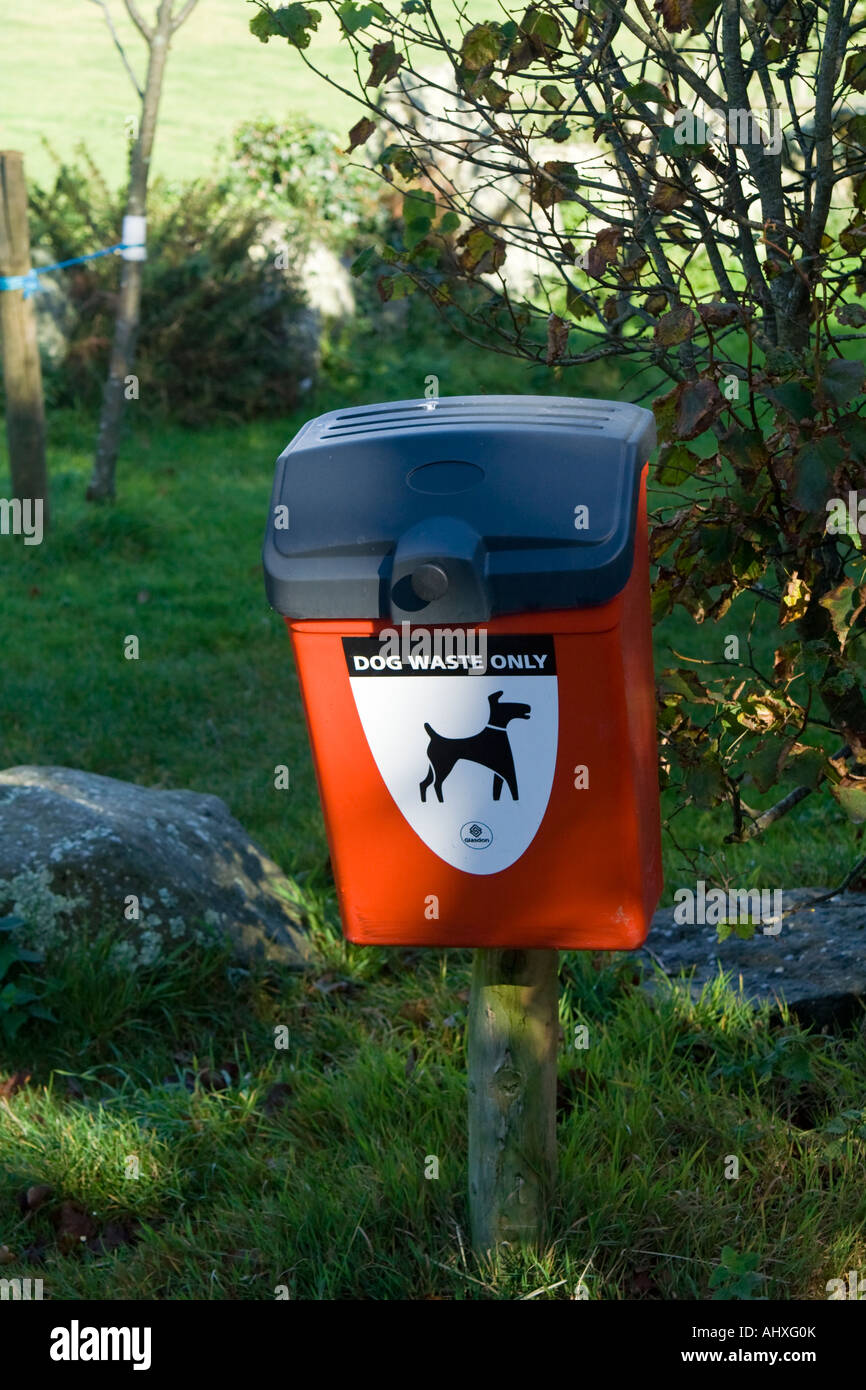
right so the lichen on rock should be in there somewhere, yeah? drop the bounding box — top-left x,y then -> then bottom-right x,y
0,766 -> 314,969
0,865 -> 85,953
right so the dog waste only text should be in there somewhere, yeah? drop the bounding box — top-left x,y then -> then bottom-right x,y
344,635 -> 557,677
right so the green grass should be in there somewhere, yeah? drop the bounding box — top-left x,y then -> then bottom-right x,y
1,928 -> 864,1299
2,0 -> 512,189
2,1 -> 365,188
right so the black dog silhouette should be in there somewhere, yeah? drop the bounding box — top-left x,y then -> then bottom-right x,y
419,690 -> 531,803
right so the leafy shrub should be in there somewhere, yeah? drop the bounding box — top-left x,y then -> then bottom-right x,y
709,1248 -> 766,1301
28,146 -> 312,424
228,116 -> 391,254
0,915 -> 56,1041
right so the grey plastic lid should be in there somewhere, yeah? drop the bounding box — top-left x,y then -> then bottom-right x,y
263,395 -> 656,623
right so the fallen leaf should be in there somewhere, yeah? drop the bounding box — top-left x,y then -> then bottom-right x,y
312,975 -> 364,998
24,1184 -> 54,1213
262,1082 -> 293,1116
398,999 -> 433,1026
89,1219 -> 137,1255
632,1268 -> 662,1296
197,1062 -> 239,1092
0,1070 -> 33,1098
55,1201 -> 97,1254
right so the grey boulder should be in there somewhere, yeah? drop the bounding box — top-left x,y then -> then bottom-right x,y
0,766 -> 313,969
639,888 -> 866,1028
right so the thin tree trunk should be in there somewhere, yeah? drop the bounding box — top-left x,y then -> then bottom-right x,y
87,0 -> 174,501
0,151 -> 48,521
468,948 -> 558,1255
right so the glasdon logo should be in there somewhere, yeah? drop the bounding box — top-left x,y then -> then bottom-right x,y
461,821 -> 493,848
49,1320 -> 152,1371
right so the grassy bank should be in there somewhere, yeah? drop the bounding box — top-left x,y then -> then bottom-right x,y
4,1 -> 363,187
1,925 -> 864,1299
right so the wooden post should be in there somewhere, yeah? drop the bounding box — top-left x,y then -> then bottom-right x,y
468,947 -> 559,1255
0,151 -> 48,520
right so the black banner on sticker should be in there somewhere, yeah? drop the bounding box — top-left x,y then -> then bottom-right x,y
343,633 -> 556,677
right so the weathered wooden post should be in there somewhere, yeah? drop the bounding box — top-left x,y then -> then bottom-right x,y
0,150 -> 48,520
468,947 -> 559,1254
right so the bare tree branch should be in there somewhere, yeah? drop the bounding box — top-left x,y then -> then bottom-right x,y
88,0 -> 143,98
170,0 -> 200,33
124,0 -> 153,42
809,0 -> 850,250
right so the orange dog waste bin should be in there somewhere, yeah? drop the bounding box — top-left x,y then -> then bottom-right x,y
263,395 -> 662,949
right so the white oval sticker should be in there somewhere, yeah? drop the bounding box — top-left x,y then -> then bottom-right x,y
345,635 -> 558,875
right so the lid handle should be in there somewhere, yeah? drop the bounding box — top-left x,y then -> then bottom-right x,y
389,517 -> 490,623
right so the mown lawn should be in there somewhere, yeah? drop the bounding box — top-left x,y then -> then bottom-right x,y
1,329 -> 863,1299
4,1 -> 364,188
4,0 -> 512,188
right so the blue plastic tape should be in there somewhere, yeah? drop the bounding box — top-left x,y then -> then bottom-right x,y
0,243 -> 127,297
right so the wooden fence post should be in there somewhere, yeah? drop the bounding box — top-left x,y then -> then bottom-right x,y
0,151 -> 48,521
468,947 -> 559,1255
